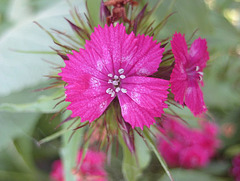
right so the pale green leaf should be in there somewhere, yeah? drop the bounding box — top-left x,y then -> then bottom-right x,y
160,169 -> 227,181
0,0 -> 85,97
60,113 -> 83,181
143,128 -> 174,181
119,132 -> 140,181
135,133 -> 151,171
0,112 -> 40,150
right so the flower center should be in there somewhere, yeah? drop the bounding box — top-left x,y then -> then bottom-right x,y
195,66 -> 204,81
106,68 -> 127,97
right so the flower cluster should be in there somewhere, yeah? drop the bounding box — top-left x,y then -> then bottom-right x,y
232,154 -> 240,181
157,118 -> 220,169
50,150 -> 107,181
59,24 -> 209,130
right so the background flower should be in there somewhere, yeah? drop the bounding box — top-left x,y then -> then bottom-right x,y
170,32 -> 209,116
50,150 -> 107,181
232,154 -> 240,181
157,118 -> 220,169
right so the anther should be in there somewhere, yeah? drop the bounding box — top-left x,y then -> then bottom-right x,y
106,88 -> 112,94
121,88 -> 127,93
114,75 -> 119,79
118,68 -> 124,74
108,73 -> 113,78
196,66 -> 200,71
115,87 -> 121,92
111,91 -> 115,97
112,80 -> 119,86
120,75 -> 126,79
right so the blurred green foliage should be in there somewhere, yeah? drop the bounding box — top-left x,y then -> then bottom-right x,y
0,0 -> 239,180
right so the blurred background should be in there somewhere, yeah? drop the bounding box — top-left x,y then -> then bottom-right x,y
0,0 -> 240,180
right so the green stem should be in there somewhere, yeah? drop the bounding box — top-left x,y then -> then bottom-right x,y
60,115 -> 83,181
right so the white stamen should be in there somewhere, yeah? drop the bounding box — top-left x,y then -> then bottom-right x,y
196,66 -> 200,71
121,88 -> 127,93
111,91 -> 115,97
108,73 -> 113,78
199,76 -> 203,81
114,75 -> 119,79
120,75 -> 126,79
115,87 -> 121,92
198,72 -> 204,76
118,68 -> 124,74
106,88 -> 112,94
108,80 -> 112,84
112,80 -> 119,86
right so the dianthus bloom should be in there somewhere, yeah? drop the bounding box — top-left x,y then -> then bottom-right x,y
157,119 -> 219,169
170,33 -> 209,116
59,23 -> 169,129
50,150 -> 107,181
232,154 -> 240,181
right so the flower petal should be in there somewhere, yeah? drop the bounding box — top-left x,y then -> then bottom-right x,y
171,32 -> 188,65
85,23 -> 137,75
118,76 -> 169,129
63,74 -> 114,122
184,80 -> 207,116
125,35 -> 165,76
59,49 -> 109,82
189,37 -> 209,70
170,62 -> 188,105
86,24 -> 164,77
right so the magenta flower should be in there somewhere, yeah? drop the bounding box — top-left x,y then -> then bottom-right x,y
50,150 -> 107,181
157,118 -> 219,169
232,154 -> 240,181
51,160 -> 64,181
170,32 -> 209,116
59,23 -> 169,129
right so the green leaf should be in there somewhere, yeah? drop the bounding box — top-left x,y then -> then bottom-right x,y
225,144 -> 240,157
0,112 -> 40,150
159,169 -> 227,181
86,0 -> 101,27
152,0 -> 212,37
135,133 -> 151,171
0,81 -> 67,113
143,128 -> 174,181
0,170 -> 35,181
60,113 -> 83,181
119,131 -> 139,181
0,0 -> 85,97
202,160 -> 230,176
0,88 -> 66,113
38,129 -> 69,145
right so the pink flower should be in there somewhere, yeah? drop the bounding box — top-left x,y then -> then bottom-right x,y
157,119 -> 219,169
50,150 -> 107,181
59,23 -> 169,129
232,154 -> 240,181
170,32 -> 209,116
51,160 -> 64,181
179,145 -> 209,168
